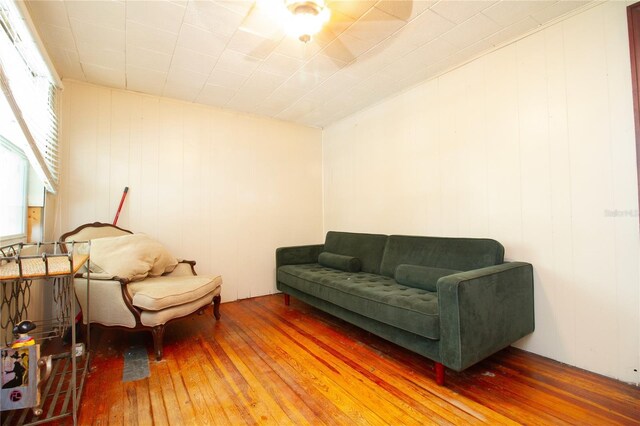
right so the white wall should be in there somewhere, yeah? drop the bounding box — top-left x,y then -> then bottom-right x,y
57,81 -> 323,302
323,1 -> 640,384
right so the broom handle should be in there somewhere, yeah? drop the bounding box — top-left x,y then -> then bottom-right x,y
113,187 -> 129,226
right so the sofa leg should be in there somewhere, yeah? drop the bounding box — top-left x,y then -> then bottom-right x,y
151,325 -> 165,361
213,295 -> 221,320
284,294 -> 290,306
435,362 -> 445,386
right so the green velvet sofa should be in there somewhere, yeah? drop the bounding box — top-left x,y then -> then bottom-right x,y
276,231 -> 534,385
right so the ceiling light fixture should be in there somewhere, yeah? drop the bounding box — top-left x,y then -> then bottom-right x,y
283,0 -> 330,43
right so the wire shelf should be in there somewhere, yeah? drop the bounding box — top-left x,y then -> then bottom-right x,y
1,241 -> 90,425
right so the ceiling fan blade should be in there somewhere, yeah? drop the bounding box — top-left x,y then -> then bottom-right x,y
246,35 -> 285,61
375,1 -> 433,22
376,1 -> 413,21
321,36 -> 356,66
228,0 -> 286,60
238,1 -> 258,30
317,1 -> 424,68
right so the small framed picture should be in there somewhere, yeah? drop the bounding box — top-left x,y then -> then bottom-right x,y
1,345 -> 40,411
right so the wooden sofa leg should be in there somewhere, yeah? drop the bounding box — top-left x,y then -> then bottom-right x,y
435,362 -> 445,386
151,325 -> 165,361
284,294 -> 290,306
213,295 -> 221,320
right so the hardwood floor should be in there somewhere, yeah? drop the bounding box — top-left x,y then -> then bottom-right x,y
75,295 -> 639,425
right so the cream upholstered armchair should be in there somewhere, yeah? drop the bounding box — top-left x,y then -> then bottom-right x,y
60,222 -> 222,360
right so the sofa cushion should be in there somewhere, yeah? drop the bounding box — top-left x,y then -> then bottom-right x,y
380,235 -> 505,277
323,231 -> 388,274
128,275 -> 222,311
395,265 -> 460,292
140,292 -> 219,327
278,264 -> 440,339
318,252 -> 361,272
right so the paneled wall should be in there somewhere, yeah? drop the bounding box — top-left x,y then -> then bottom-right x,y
57,81 -> 323,301
323,1 -> 639,383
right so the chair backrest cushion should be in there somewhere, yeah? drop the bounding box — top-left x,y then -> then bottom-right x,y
90,233 -> 178,282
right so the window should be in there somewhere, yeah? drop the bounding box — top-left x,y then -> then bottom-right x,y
0,0 -> 60,193
0,136 -> 27,240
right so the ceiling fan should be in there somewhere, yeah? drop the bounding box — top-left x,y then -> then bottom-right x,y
241,0 -> 415,65
283,0 -> 331,43
243,0 -> 332,43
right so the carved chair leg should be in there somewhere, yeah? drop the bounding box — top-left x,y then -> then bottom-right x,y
151,325 -> 165,361
284,294 -> 290,306
213,295 -> 221,320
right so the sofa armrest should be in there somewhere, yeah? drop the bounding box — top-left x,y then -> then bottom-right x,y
437,262 -> 534,371
276,244 -> 324,269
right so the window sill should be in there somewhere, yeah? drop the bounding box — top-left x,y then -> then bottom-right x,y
0,234 -> 27,247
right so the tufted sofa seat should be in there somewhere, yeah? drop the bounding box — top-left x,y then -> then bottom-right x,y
277,231 -> 535,385
278,264 -> 440,339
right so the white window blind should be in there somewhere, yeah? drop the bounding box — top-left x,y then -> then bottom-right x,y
0,0 -> 60,193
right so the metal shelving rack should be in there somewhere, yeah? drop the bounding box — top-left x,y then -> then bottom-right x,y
0,241 -> 90,425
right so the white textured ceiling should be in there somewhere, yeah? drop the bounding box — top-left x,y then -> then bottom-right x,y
27,0 -> 592,127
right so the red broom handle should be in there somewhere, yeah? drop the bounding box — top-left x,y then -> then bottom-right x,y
113,186 -> 129,225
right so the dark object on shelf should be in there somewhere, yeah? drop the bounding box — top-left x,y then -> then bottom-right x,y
13,320 -> 37,336
11,320 -> 37,349
62,324 -> 83,346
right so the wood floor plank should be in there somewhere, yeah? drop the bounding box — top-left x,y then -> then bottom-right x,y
153,360 -> 186,425
265,296 -> 626,425
484,357 -> 639,424
145,362 -> 170,426
226,301 -> 390,425
257,297 -> 519,425
75,295 -> 640,425
498,353 -> 640,409
241,297 -> 461,425
200,336 -> 280,424
123,381 -> 140,426
215,320 -> 319,425
221,312 -> 352,425
241,298 -> 433,425
163,351 -> 199,422
192,339 -> 254,425
169,341 -> 218,426
280,300 -> 576,424
83,331 -> 116,426
253,295 -> 515,426
204,330 -> 293,424
236,307 -> 422,425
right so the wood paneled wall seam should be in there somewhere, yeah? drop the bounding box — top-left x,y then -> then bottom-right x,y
57,81 -> 323,304
323,1 -> 640,384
